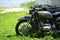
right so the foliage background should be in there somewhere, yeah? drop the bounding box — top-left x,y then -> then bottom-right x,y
20,2 -> 35,8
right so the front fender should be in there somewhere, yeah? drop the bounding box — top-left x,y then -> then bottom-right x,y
18,16 -> 31,21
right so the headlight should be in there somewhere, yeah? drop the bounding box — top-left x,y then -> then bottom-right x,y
43,24 -> 51,31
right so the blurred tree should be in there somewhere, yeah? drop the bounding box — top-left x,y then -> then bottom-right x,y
20,1 -> 35,8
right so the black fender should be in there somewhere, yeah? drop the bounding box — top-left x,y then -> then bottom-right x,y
53,12 -> 60,18
18,16 -> 31,21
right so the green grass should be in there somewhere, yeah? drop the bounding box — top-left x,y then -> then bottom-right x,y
0,11 -> 60,40
0,8 -> 4,12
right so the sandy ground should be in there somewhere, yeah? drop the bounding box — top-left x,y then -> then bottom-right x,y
2,8 -> 24,13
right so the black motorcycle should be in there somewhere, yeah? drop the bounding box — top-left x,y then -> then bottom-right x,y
15,8 -> 60,37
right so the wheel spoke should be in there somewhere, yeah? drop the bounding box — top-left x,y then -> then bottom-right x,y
18,22 -> 32,35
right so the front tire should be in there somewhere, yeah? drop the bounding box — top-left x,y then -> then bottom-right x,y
15,20 -> 32,36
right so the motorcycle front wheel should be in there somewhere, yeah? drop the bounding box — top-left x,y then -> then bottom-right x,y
15,20 -> 32,36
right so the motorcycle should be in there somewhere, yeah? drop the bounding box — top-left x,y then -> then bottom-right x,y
15,7 -> 60,37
